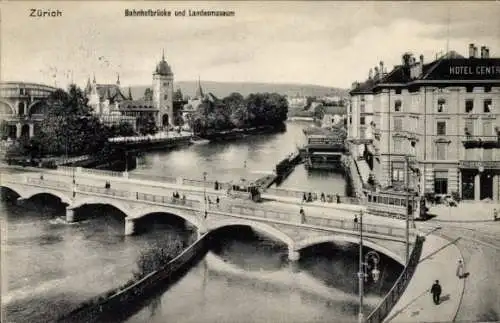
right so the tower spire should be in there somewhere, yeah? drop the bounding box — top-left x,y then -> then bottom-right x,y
93,73 -> 96,84
162,48 -> 165,61
116,73 -> 120,86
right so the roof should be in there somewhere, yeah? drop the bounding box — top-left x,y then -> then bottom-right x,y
119,99 -> 157,111
351,50 -> 499,94
95,84 -> 128,102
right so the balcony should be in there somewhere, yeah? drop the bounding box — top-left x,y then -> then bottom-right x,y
462,135 -> 500,148
459,160 -> 500,170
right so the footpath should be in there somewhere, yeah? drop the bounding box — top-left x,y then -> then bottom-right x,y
384,232 -> 464,323
428,202 -> 500,222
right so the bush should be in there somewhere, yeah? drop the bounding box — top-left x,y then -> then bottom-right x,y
451,191 -> 461,203
134,237 -> 185,278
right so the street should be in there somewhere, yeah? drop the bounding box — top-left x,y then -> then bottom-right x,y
420,220 -> 500,322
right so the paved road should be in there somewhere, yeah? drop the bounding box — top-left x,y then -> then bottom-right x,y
420,220 -> 500,322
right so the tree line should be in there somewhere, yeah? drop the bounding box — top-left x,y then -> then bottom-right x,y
188,92 -> 288,135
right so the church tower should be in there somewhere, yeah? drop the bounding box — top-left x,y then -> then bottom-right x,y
152,49 -> 174,128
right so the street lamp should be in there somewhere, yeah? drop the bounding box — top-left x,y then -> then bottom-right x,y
203,171 -> 208,218
358,210 -> 381,323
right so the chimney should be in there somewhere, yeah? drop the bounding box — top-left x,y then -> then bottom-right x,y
480,46 -> 486,58
469,43 -> 474,58
368,68 -> 373,80
473,46 -> 478,58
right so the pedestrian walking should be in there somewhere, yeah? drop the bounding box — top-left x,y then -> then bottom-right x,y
430,280 -> 442,305
354,214 -> 359,230
302,192 -> 307,203
336,194 -> 341,204
299,207 -> 305,223
494,208 -> 498,221
456,260 -> 464,278
216,196 -> 220,205
320,192 -> 326,202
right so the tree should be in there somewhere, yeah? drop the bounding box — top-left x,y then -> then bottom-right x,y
144,88 -> 153,101
173,89 -> 183,101
137,114 -> 157,135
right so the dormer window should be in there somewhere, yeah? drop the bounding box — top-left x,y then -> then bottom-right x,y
437,99 -> 446,113
394,100 -> 402,112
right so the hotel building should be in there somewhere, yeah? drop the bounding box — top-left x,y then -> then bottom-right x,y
349,44 -> 500,201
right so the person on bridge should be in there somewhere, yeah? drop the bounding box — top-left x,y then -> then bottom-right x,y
431,280 -> 442,305
320,192 -> 326,202
494,208 -> 498,221
354,214 -> 358,230
299,207 -> 305,223
302,192 -> 307,203
216,196 -> 220,205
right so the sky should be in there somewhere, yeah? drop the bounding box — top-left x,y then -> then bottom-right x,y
1,1 -> 499,89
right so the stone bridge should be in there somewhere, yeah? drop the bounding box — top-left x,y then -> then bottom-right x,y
1,172 -> 413,264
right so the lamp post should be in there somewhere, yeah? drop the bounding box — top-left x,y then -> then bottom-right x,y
357,210 -> 381,323
203,171 -> 208,218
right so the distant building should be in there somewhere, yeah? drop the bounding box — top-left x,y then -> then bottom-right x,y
85,50 -> 175,130
349,43 -> 500,202
287,94 -> 307,108
0,82 -> 59,140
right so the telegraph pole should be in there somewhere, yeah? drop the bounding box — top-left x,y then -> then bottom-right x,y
405,155 -> 410,264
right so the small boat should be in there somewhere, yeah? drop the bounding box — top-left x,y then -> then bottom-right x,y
190,136 -> 210,145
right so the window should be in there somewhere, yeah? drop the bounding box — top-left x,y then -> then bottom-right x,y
360,127 -> 366,139
465,119 -> 474,136
434,171 -> 448,194
395,88 -> 402,95
394,100 -> 402,112
393,117 -> 403,131
483,149 -> 493,161
436,142 -> 447,160
483,120 -> 492,136
360,103 -> 365,113
465,100 -> 474,113
437,99 -> 445,113
484,99 -> 492,113
361,95 -> 365,102
164,94 -> 168,99
349,117 -> 352,124
20,89 -> 25,95
437,121 -> 446,136
466,86 -> 474,93
393,137 -> 403,153
392,162 -> 405,183
360,116 -> 365,125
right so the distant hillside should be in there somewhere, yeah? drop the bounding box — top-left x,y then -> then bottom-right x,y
128,81 -> 348,101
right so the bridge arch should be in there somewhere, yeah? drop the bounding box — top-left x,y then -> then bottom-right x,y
131,206 -> 202,229
22,190 -> 72,205
71,197 -> 131,217
295,235 -> 405,265
208,219 -> 294,248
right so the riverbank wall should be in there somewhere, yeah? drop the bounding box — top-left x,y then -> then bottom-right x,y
57,233 -> 210,323
341,154 -> 364,200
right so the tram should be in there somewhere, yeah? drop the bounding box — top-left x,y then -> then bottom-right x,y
364,189 -> 427,220
227,178 -> 262,202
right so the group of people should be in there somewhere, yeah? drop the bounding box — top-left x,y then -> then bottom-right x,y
302,192 -> 341,204
172,191 -> 186,202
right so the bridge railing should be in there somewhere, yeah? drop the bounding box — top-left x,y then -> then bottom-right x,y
80,168 -> 124,178
27,177 -> 71,190
221,203 -> 408,239
135,192 -> 200,208
76,184 -> 130,198
264,187 -> 359,204
128,172 -> 177,184
365,235 -> 425,323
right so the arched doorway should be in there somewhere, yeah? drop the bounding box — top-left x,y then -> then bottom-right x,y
162,114 -> 169,127
18,102 -> 25,116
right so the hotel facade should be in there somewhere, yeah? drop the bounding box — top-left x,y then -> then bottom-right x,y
349,44 -> 500,202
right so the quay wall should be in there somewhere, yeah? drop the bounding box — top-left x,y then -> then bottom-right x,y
57,234 -> 209,323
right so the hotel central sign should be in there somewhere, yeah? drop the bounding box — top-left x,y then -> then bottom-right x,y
449,65 -> 500,76
438,59 -> 500,80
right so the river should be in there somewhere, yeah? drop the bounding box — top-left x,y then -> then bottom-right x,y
1,120 -> 402,322
133,120 -> 348,194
